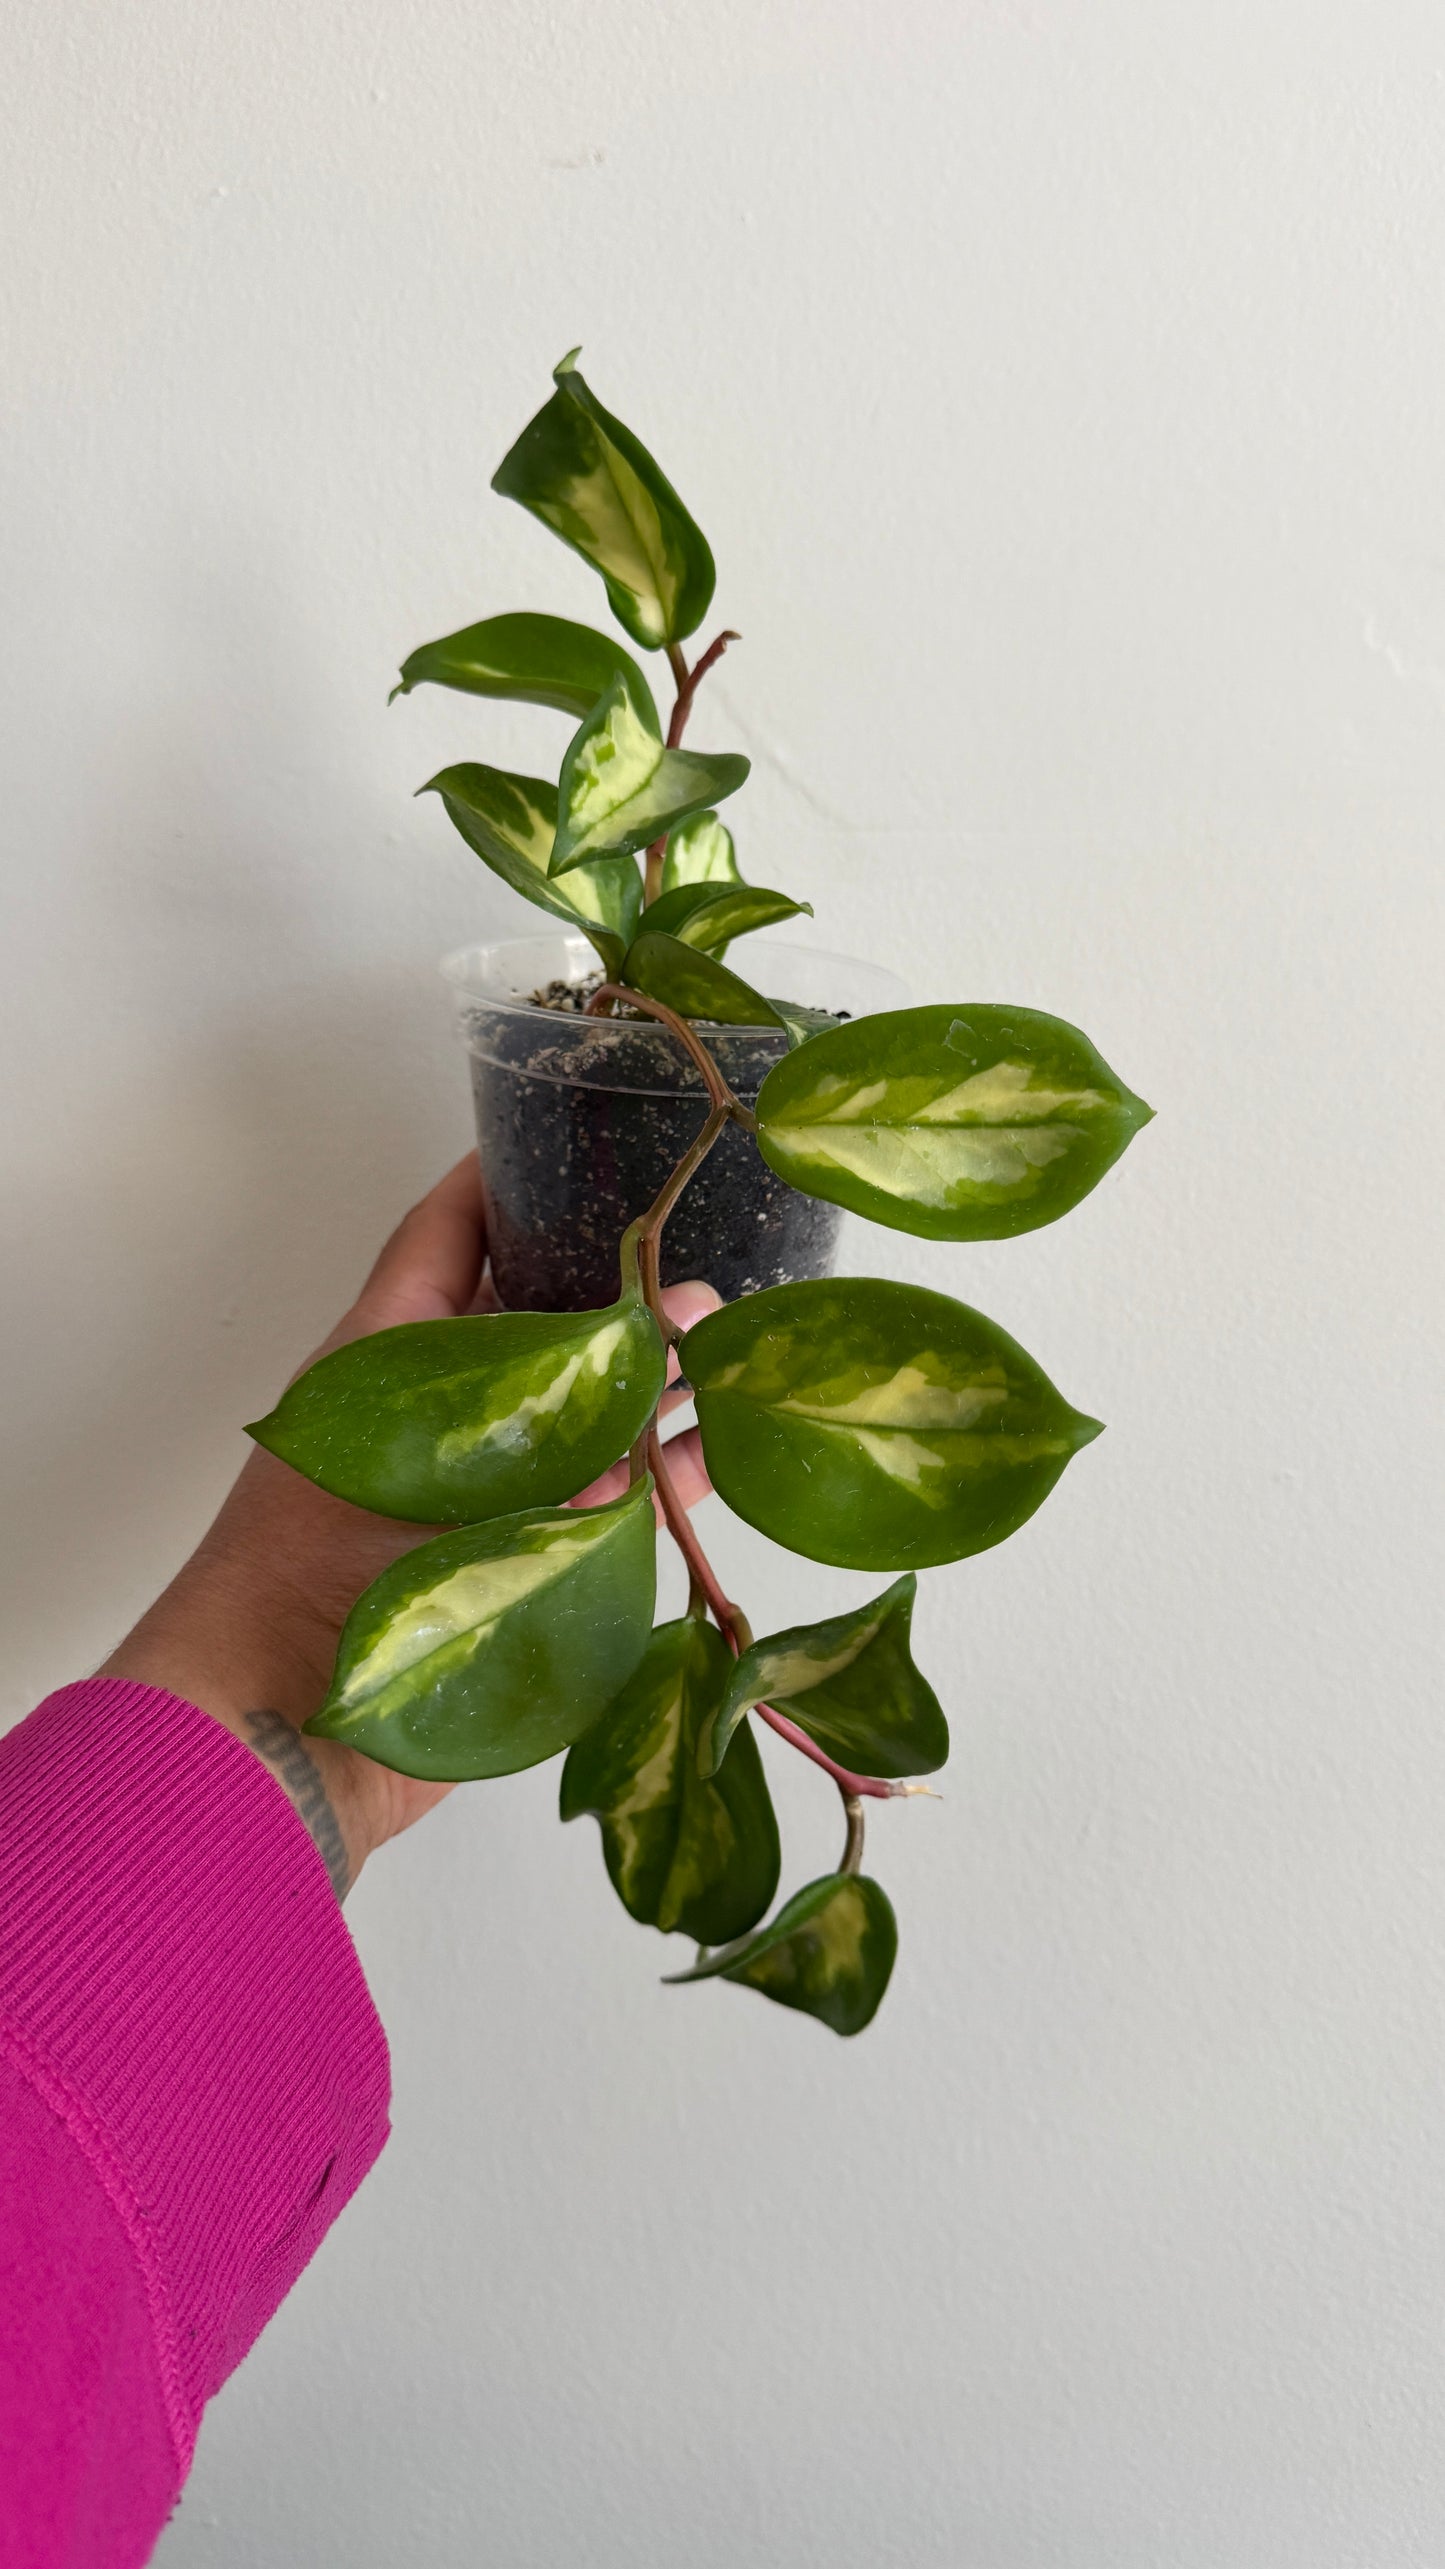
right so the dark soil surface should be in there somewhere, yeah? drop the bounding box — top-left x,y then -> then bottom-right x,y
466,995 -> 843,1312
529,975 -> 610,1013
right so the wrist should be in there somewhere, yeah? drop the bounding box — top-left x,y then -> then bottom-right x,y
99,1550 -> 386,1896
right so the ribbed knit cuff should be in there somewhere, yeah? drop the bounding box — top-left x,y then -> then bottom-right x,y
0,1679 -> 391,2472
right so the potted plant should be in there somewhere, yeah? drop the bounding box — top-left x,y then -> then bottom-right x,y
402,347 -> 903,1312
249,354 -> 1153,2035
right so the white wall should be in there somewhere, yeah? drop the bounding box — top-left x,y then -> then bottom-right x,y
5,0 -> 1444,2558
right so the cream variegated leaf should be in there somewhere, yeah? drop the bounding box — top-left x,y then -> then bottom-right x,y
391,611 -> 659,729
305,1483 -> 657,1780
420,762 -> 640,977
756,1005 -> 1153,1240
491,351 -> 716,650
248,1288 -> 666,1524
660,810 -> 743,891
550,677 -> 749,874
560,1618 -> 779,1943
636,882 -> 811,958
682,1277 -> 1102,1570
664,1872 -> 898,2036
700,1574 -> 948,1779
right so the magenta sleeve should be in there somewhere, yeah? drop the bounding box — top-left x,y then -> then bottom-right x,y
0,1679 -> 391,2566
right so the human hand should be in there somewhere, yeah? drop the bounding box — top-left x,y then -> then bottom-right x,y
101,1155 -> 717,1896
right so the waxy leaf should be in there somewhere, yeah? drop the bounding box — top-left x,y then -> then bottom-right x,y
247,1290 -> 665,1524
683,1277 -> 1101,1571
623,932 -> 785,1028
661,810 -> 742,892
550,676 -> 748,875
637,882 -> 811,958
700,1575 -> 947,1781
421,762 -> 640,978
632,881 -> 728,941
561,1618 -> 779,1943
756,1005 -> 1153,1241
492,350 -> 716,650
772,1003 -> 841,1051
391,611 -> 658,730
665,1873 -> 897,2036
305,1482 -> 657,1781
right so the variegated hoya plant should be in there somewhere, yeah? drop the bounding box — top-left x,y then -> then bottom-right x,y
249,353 -> 1153,2036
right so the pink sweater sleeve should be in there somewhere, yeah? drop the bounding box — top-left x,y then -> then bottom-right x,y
0,1679 -> 391,2567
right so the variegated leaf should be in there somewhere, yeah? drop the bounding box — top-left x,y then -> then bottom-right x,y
636,882 -> 811,958
631,882 -> 725,941
491,350 -> 716,650
661,809 -> 743,892
305,1482 -> 657,1780
756,1005 -> 1153,1241
420,762 -> 640,978
560,1618 -> 779,1943
700,1575 -> 947,1780
391,611 -> 658,729
772,1003 -> 841,1051
550,676 -> 748,875
682,1277 -> 1101,1570
247,1288 -> 666,1524
665,1873 -> 898,2036
623,931 -> 785,1027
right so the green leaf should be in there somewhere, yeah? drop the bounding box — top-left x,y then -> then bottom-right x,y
550,676 -> 748,875
756,1005 -> 1154,1241
661,810 -> 742,892
682,1277 -> 1101,1571
665,1873 -> 897,2036
637,882 -> 811,959
700,1575 -> 947,1780
631,882 -> 725,941
560,1618 -> 779,1942
622,932 -> 785,1027
772,1003 -> 840,1052
305,1481 -> 657,1781
390,611 -> 659,730
247,1289 -> 665,1524
491,350 -> 716,650
420,762 -> 640,978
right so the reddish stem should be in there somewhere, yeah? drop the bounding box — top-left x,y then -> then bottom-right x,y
604,818 -> 904,1834
754,1705 -> 898,1803
643,629 -> 741,898
624,1100 -> 729,1348
666,629 -> 739,747
648,1428 -> 743,1636
647,1434 -> 900,1804
586,982 -> 736,1113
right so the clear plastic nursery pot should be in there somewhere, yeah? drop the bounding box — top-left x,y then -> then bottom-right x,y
444,930 -> 909,1313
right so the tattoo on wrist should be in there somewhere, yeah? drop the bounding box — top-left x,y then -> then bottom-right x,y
242,1708 -> 352,1901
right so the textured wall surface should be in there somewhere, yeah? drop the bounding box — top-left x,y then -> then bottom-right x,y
4,2 -> 1444,2561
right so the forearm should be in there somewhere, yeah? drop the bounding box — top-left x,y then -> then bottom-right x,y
0,1677 -> 391,2559
98,1448 -> 420,1897
101,1557 -> 371,1902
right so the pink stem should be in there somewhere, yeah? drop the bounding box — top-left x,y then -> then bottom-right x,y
754,1704 -> 898,1802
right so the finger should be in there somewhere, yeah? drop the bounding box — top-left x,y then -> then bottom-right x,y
571,1422 -> 710,1516
659,1278 -> 720,1342
653,1423 -> 709,1513
477,1272 -> 720,1334
342,1155 -> 488,1338
658,1279 -> 719,1398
